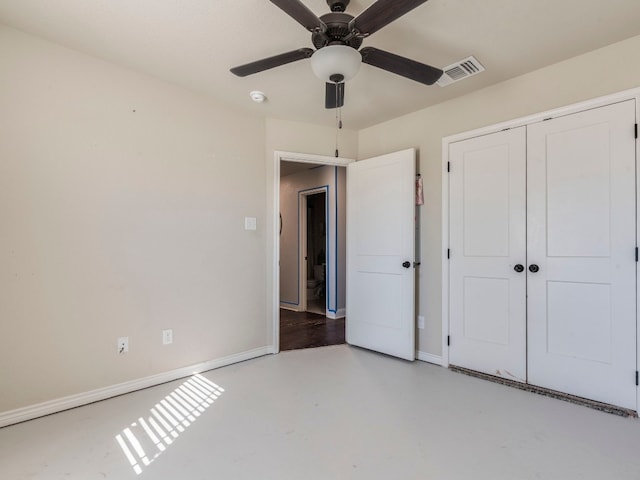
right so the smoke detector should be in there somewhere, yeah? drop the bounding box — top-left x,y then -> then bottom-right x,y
249,90 -> 267,103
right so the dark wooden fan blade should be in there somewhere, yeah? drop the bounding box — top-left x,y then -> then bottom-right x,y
230,48 -> 314,77
360,46 -> 442,85
351,0 -> 429,36
325,82 -> 345,109
270,0 -> 326,32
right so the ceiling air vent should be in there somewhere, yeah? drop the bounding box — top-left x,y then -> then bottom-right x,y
436,56 -> 485,87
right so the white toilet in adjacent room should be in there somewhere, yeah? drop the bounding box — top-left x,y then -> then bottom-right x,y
306,265 -> 325,301
306,278 -> 317,300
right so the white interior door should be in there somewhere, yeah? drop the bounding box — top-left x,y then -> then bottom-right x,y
527,100 -> 637,409
448,128 -> 527,382
346,149 -> 415,361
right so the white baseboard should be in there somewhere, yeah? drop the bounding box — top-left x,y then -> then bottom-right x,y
279,303 -> 300,312
327,308 -> 346,319
0,346 -> 271,428
417,351 -> 445,366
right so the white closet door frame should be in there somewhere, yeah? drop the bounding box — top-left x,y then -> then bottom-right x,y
441,87 -> 640,411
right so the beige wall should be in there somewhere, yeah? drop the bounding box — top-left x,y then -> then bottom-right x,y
265,118 -> 358,161
0,26 -> 268,412
358,34 -> 640,356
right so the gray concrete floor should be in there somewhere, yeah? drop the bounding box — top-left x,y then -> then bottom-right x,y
2,344 -> 640,479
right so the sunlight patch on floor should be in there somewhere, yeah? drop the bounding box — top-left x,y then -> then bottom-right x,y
115,374 -> 224,475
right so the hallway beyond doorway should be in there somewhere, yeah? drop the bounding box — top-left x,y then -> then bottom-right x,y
279,309 -> 345,351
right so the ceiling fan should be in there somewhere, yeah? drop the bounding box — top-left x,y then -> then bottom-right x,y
230,0 -> 443,109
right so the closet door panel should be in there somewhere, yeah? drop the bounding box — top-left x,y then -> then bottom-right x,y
544,123 -> 611,258
527,100 -> 637,409
449,127 -> 527,382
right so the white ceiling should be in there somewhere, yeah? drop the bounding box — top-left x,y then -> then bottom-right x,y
1,0 -> 640,130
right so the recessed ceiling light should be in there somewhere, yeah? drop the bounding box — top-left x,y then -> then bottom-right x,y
249,91 -> 267,103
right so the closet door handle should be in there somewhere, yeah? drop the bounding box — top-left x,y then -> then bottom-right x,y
402,261 -> 411,268
529,264 -> 540,273
514,264 -> 524,273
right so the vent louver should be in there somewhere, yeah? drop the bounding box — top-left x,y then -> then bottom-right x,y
436,56 -> 485,87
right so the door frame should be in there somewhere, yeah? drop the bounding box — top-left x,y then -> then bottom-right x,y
299,187 -> 328,314
441,87 -> 640,409
272,151 -> 354,353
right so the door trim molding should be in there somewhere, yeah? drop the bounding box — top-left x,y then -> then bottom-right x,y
443,87 -> 640,144
417,351 -> 445,366
441,86 -> 640,410
272,151 -> 354,353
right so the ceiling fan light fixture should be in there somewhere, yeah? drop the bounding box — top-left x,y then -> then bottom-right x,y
311,45 -> 362,83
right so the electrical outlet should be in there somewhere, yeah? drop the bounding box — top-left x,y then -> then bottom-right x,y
162,329 -> 173,345
417,316 -> 425,329
117,337 -> 129,354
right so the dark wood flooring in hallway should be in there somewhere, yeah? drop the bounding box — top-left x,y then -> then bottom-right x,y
279,309 -> 345,351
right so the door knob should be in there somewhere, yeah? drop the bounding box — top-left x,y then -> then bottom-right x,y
514,264 -> 524,273
529,264 -> 539,273
402,261 -> 411,268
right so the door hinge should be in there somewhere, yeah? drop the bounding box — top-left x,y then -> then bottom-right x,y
447,161 -> 451,173
635,123 -> 638,139
636,371 -> 638,386
447,248 -> 450,259
636,247 -> 638,262
447,335 -> 451,347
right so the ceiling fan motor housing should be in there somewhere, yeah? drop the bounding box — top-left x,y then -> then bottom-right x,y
327,0 -> 350,12
313,12 -> 363,49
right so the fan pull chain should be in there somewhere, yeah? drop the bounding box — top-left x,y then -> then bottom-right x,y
335,108 -> 343,157
335,84 -> 341,157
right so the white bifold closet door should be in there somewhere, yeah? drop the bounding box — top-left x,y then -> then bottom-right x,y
449,127 -> 527,382
449,100 -> 637,409
527,100 -> 637,409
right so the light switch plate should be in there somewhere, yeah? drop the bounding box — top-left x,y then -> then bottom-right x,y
245,217 -> 257,230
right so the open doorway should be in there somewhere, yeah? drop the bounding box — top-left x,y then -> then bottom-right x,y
278,159 -> 347,351
304,191 -> 327,315
272,149 -> 418,360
